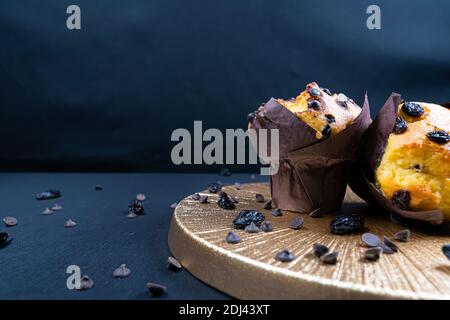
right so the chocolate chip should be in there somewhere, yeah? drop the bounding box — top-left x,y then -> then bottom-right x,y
330,214 -> 364,235
168,257 -> 183,272
391,190 -> 411,210
290,217 -> 304,230
199,195 -> 209,203
64,219 -> 77,228
308,88 -> 321,97
322,88 -> 332,96
0,232 -> 9,245
208,182 -> 222,193
325,114 -> 336,123
217,193 -> 235,210
393,116 -> 408,134
51,203 -> 63,211
95,184 -> 103,191
225,231 -> 241,244
136,193 -> 146,201
383,236 -> 399,252
394,229 -> 410,242
191,193 -> 201,201
3,217 -> 18,227
321,125 -> 332,137
129,200 -> 145,215
364,247 -> 382,261
263,200 -> 272,209
255,194 -> 265,203
271,208 -> 282,217
321,251 -> 339,264
362,233 -> 381,247
244,222 -> 260,233
42,208 -> 54,215
260,222 -> 273,232
442,244 -> 450,260
147,282 -> 167,297
426,130 -> 450,144
312,243 -> 329,258
275,249 -> 296,262
36,190 -> 61,200
402,102 -> 424,117
380,243 -> 395,254
76,276 -> 94,290
113,264 -> 131,278
308,100 -> 321,110
219,168 -> 232,176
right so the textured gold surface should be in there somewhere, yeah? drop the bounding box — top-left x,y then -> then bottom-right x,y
168,183 -> 450,300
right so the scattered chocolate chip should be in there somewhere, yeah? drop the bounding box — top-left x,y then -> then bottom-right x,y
76,275 -> 94,290
208,182 -> 222,193
321,125 -> 332,137
321,251 -> 339,265
255,194 -> 265,203
3,217 -> 17,227
64,219 -> 77,228
260,222 -> 273,232
147,282 -> 166,297
36,190 -> 61,200
0,232 -> 9,245
225,231 -> 241,244
308,88 -> 321,97
312,243 -> 329,258
442,245 -> 450,260
233,210 -> 265,229
364,247 -> 382,261
217,193 -> 235,210
113,264 -> 131,278
168,257 -> 182,272
325,114 -> 336,123
330,214 -> 364,235
391,190 -> 411,210
380,243 -> 395,254
402,102 -> 424,117
51,203 -> 63,211
362,233 -> 381,247
191,193 -> 201,200
95,184 -> 103,191
136,193 -> 146,201
263,200 -> 272,209
275,249 -> 296,262
271,208 -> 282,217
427,130 -> 450,144
308,100 -> 321,110
170,202 -> 178,209
199,195 -> 209,203
245,222 -> 260,233
383,236 -> 399,252
393,116 -> 408,134
394,229 -> 410,242
42,208 -> 54,215
322,88 -> 332,96
129,200 -> 144,215
290,217 -> 304,230
127,212 -> 138,219
220,168 -> 232,176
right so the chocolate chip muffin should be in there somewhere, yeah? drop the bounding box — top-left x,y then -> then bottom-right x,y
277,82 -> 361,139
375,101 -> 450,219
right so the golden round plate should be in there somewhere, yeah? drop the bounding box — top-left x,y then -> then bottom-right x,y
168,183 -> 450,300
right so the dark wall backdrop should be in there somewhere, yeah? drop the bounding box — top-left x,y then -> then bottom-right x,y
0,0 -> 449,172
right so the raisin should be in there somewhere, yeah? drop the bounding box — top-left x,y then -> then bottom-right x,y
128,200 -> 145,215
308,88 -> 321,97
402,102 -> 424,117
308,100 -> 321,110
393,116 -> 407,134
321,125 -> 332,137
426,130 -> 450,144
217,192 -> 235,210
208,182 -> 223,193
324,114 -> 336,123
330,214 -> 364,235
36,190 -> 61,200
391,190 -> 411,210
233,210 -> 265,229
0,232 -> 9,245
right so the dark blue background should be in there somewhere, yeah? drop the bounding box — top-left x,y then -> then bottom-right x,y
0,0 -> 449,171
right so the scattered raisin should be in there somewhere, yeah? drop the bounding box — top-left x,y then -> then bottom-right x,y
308,88 -> 321,97
393,116 -> 407,134
233,210 -> 265,229
391,190 -> 411,210
426,130 -> 450,144
308,100 -> 321,110
402,102 -> 424,117
217,192 -> 235,210
330,214 -> 364,235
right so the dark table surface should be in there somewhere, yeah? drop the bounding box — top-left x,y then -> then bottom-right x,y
0,172 -> 266,299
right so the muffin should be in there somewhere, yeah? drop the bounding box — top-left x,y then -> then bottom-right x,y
248,82 -> 370,214
350,93 -> 449,224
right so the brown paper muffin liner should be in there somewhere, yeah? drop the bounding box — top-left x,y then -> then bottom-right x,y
250,95 -> 371,215
349,93 -> 445,225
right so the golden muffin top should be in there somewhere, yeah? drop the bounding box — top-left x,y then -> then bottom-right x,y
277,82 -> 361,139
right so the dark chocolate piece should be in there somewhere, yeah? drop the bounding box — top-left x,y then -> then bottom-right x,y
0,232 -> 9,245
77,276 -> 94,290
383,236 -> 399,252
275,250 -> 296,262
321,251 -> 339,264
321,125 -> 332,137
167,257 -> 182,272
271,208 -> 282,217
95,184 -> 103,191
260,222 -> 273,232
112,264 -> 131,278
362,233 -> 381,247
225,231 -> 241,244
36,190 -> 61,200
380,243 -> 395,254
208,182 -> 222,193
244,222 -> 260,233
147,282 -> 167,297
129,200 -> 144,215
394,229 -> 410,242
255,194 -> 265,203
290,217 -> 304,230
364,247 -> 382,261
191,193 -> 201,200
217,192 -> 235,210
199,195 -> 209,203
312,243 -> 329,258
233,210 -> 265,229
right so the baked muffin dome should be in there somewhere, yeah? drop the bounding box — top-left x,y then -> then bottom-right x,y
277,82 -> 361,139
375,101 -> 450,219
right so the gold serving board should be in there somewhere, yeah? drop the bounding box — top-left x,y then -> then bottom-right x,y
168,183 -> 450,299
